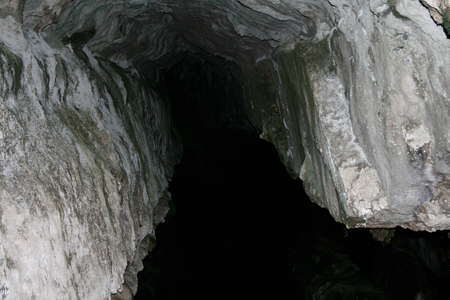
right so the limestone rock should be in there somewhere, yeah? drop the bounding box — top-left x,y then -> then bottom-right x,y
0,14 -> 179,300
0,0 -> 449,299
420,0 -> 449,24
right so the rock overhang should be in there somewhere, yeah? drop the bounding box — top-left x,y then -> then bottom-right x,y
4,0 -> 450,231
1,1 -> 450,299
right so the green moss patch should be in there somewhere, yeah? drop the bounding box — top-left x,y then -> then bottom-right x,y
443,10 -> 450,37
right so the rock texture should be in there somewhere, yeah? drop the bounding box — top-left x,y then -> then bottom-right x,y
0,12 -> 179,300
0,0 -> 449,299
420,0 -> 450,26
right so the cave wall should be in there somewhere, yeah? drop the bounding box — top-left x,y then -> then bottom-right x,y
154,0 -> 449,230
258,1 -> 450,230
0,0 -> 450,299
0,15 -> 179,299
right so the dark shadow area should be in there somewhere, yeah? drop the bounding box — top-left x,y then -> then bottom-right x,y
135,128 -> 299,299
289,208 -> 450,300
136,53 -> 294,299
135,54 -> 450,300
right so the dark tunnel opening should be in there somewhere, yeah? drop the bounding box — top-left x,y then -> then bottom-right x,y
133,54 -> 450,300
135,128 -> 298,299
136,53 -> 293,299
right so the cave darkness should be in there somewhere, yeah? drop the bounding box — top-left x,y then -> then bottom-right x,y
133,54 -> 450,300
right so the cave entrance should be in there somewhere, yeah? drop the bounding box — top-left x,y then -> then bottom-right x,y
133,53 -> 450,300
134,53 -> 306,299
134,127 -> 303,300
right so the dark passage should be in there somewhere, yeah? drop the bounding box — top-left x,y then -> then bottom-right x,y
135,54 -> 450,300
135,54 -> 297,299
134,126 -> 450,300
135,128 -> 298,299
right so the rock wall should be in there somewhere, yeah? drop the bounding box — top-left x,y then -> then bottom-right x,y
133,0 -> 448,231
0,15 -> 179,299
0,0 -> 450,299
255,0 -> 450,231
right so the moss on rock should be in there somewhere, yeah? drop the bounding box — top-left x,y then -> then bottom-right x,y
443,10 -> 450,37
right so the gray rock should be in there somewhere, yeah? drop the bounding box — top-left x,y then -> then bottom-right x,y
0,0 -> 449,298
0,14 -> 179,299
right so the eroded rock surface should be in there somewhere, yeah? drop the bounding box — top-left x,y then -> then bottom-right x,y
0,0 -> 449,299
0,14 -> 179,300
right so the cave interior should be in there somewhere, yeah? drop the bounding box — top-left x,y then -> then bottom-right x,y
1,1 -> 450,299
129,53 -> 450,300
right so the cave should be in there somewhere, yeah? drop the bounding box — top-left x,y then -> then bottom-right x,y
1,1 -> 450,300
128,53 -> 450,300
134,54 -> 293,299
134,129 -> 293,300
